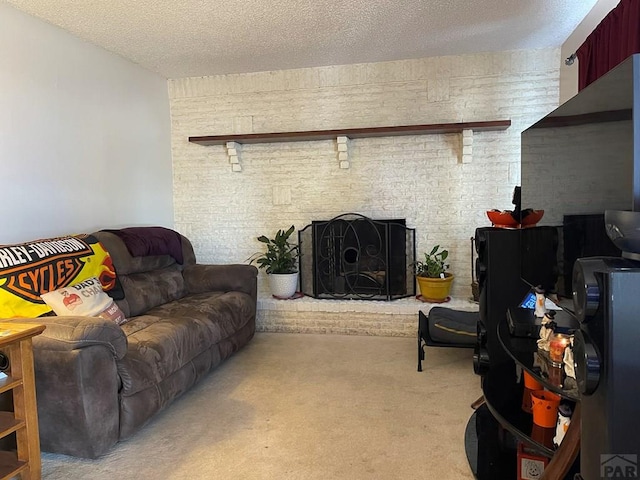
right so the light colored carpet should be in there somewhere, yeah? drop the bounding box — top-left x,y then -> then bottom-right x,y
41,333 -> 481,479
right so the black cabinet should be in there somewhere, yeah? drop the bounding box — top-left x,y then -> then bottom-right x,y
469,226 -> 579,479
467,314 -> 581,480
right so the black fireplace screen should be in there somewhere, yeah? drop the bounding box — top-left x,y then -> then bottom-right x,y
298,213 -> 416,300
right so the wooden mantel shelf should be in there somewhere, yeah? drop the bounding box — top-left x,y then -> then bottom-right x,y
188,120 -> 511,146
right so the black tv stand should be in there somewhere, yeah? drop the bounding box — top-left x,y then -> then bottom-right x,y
466,315 -> 581,479
469,226 -> 580,478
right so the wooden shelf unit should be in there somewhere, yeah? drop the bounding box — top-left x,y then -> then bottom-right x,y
0,322 -> 46,480
188,120 -> 511,146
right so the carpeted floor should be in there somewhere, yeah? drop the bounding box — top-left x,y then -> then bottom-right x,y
41,333 -> 481,479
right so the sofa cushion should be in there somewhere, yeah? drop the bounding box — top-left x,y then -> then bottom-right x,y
117,290 -> 255,396
427,307 -> 478,344
119,264 -> 187,317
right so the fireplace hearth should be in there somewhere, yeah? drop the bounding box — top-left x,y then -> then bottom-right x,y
298,213 -> 415,300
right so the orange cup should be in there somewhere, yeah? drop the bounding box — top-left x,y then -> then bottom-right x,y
524,371 -> 544,390
522,372 -> 545,413
531,390 -> 561,428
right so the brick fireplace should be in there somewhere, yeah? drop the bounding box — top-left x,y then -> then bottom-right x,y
169,50 -> 561,335
256,295 -> 477,336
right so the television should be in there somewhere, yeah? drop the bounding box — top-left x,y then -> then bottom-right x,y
519,54 -> 640,298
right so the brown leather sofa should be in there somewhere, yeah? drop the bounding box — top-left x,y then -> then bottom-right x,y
20,229 -> 257,458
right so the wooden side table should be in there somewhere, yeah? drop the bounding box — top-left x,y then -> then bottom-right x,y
0,322 -> 45,480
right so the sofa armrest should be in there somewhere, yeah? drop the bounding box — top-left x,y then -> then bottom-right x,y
14,316 -> 127,360
183,264 -> 258,299
7,316 -> 126,457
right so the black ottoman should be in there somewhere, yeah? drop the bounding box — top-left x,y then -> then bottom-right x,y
417,307 -> 478,371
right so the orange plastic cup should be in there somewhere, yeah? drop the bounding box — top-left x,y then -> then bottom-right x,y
531,390 -> 561,428
522,387 -> 534,413
524,371 -> 544,390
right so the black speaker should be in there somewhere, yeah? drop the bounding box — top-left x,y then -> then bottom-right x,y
572,258 -> 640,480
473,228 -> 528,374
473,226 -> 559,376
563,214 -> 621,298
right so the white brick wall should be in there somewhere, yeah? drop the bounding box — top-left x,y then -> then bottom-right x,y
169,49 -> 561,335
257,296 -> 477,337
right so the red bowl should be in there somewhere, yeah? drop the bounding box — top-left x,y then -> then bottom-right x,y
521,209 -> 545,226
486,210 -> 519,228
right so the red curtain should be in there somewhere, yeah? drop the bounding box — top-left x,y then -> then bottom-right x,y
576,0 -> 640,90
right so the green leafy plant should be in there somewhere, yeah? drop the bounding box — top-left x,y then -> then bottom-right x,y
249,225 -> 299,274
415,245 -> 450,278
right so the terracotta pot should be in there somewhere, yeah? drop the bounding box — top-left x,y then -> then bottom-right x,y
416,273 -> 454,302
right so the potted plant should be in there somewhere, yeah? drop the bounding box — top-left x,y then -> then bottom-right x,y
414,244 -> 454,303
249,225 -> 300,298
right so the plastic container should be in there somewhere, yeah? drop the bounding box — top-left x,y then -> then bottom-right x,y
524,371 -> 544,390
521,371 -> 545,414
530,390 -> 561,428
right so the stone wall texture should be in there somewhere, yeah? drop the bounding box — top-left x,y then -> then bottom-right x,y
168,49 -> 561,335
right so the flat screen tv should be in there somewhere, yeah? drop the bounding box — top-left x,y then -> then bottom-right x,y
519,54 -> 640,298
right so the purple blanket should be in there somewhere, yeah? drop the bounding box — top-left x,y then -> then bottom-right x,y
104,227 -> 184,264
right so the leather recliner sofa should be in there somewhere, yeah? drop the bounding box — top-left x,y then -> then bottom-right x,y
16,228 -> 257,458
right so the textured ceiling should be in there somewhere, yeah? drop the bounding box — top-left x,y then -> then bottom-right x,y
6,0 -> 599,79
